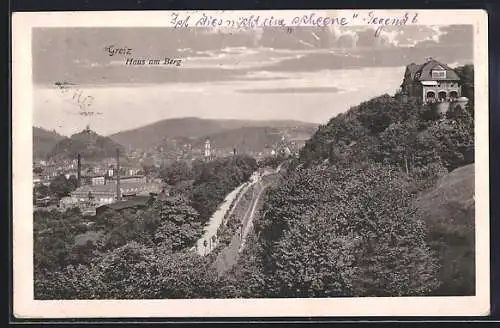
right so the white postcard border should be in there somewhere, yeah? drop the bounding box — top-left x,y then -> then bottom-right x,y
12,9 -> 490,318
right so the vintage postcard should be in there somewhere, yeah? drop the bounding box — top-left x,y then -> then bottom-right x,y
12,9 -> 489,318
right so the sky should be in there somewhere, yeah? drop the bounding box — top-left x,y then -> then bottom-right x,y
32,25 -> 473,136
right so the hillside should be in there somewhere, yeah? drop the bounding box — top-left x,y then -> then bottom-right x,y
227,65 -> 476,298
415,164 -> 475,296
33,127 -> 65,160
109,117 -> 317,150
192,125 -> 317,153
416,164 -> 474,229
48,128 -> 126,161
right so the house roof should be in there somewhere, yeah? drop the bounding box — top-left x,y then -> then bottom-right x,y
406,59 -> 460,82
71,182 -> 162,195
108,175 -> 146,180
83,174 -> 106,179
97,196 -> 152,211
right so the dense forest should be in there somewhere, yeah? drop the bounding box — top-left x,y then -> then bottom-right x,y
34,65 -> 475,299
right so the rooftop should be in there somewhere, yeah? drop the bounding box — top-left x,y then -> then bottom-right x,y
72,182 -> 161,194
108,175 -> 146,180
96,195 -> 152,211
406,59 -> 460,82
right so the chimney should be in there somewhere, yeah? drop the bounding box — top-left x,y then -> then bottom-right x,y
77,153 -> 81,187
116,148 -> 121,201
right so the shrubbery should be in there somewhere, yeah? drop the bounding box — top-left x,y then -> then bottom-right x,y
230,164 -> 440,297
228,64 -> 475,298
34,155 -> 258,299
191,155 -> 257,223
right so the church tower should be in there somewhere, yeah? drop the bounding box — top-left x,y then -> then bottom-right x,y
204,139 -> 211,159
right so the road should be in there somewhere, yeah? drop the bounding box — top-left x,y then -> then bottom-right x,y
238,182 -> 267,252
194,163 -> 284,258
213,164 -> 283,275
195,172 -> 259,256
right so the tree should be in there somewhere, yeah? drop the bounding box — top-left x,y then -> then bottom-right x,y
160,160 -> 193,185
142,164 -> 158,177
34,208 -> 87,274
152,194 -> 201,251
454,64 -> 474,102
97,209 -> 154,251
247,164 -> 440,297
428,110 -> 474,171
33,184 -> 50,203
67,174 -> 79,190
35,263 -> 105,300
191,155 -> 257,223
379,122 -> 414,173
49,174 -> 72,198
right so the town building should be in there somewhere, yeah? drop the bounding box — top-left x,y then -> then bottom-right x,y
95,195 -> 154,216
85,175 -> 106,185
33,174 -> 42,185
401,58 -> 463,104
69,182 -> 162,203
106,175 -> 147,184
204,139 -> 211,159
64,171 -> 78,180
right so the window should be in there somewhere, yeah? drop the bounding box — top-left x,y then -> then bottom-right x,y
431,70 -> 446,79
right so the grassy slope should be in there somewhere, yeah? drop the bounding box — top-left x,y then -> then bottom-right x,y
416,163 -> 475,295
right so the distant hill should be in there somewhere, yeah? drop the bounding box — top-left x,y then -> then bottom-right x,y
48,127 -> 125,161
33,127 -> 65,160
109,117 -> 318,150
193,125 -> 317,153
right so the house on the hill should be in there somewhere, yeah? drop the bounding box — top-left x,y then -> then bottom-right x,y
401,58 -> 464,104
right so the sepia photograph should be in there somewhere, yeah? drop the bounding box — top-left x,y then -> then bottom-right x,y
12,10 -> 489,318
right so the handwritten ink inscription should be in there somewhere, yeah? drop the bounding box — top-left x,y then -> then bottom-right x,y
169,11 -> 419,36
55,82 -> 95,110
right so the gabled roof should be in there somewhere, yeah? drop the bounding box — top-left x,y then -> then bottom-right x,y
71,182 -> 161,195
97,196 -> 152,211
405,62 -> 423,80
408,59 -> 460,81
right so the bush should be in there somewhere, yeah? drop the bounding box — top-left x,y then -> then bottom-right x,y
191,155 -> 257,223
240,164 -> 440,297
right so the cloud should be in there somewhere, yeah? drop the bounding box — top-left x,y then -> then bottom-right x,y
438,25 -> 473,46
32,26 -> 472,86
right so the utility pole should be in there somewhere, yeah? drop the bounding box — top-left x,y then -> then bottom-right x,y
77,153 -> 81,187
